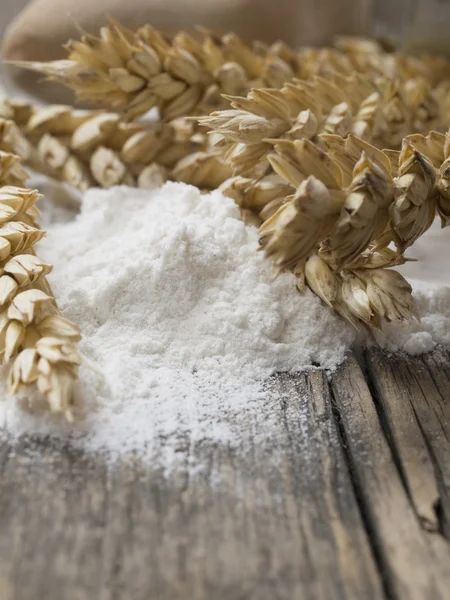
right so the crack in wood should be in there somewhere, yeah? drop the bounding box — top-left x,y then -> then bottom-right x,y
363,350 -> 441,533
365,349 -> 450,540
329,383 -> 396,600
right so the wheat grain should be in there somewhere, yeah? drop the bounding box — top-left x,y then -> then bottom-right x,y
258,176 -> 344,272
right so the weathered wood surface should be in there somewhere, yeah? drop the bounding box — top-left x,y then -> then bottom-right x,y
332,351 -> 450,600
0,349 -> 449,600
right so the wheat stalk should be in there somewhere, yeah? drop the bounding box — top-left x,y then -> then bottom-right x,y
0,123 -> 82,420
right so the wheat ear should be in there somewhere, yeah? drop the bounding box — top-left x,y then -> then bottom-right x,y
11,21 -> 298,121
255,132 -> 444,331
11,23 -> 450,123
0,97 -> 232,191
197,73 -> 444,177
298,37 -> 450,87
0,122 -> 82,420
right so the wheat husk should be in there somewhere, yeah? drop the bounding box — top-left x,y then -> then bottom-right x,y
336,268 -> 416,331
390,141 -> 436,250
329,146 -> 394,269
258,176 -> 344,272
218,174 -> 292,219
171,152 -> 232,188
405,129 -> 450,226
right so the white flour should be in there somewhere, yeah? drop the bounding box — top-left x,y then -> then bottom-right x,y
0,183 -> 354,461
383,221 -> 450,354
0,181 -> 449,462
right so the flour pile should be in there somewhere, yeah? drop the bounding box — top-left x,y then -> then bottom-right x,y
2,181 -> 450,461
0,183 -> 355,460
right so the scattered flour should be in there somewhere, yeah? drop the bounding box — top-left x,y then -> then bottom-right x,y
0,183 -> 354,461
1,181 -> 449,463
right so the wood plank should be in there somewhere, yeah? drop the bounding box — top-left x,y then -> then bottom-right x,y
421,350 -> 450,447
412,349 -> 450,538
0,371 -> 385,600
331,354 -> 450,600
364,348 -> 441,531
366,348 -> 450,536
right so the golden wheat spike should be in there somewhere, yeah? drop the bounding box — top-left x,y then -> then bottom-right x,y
0,98 -> 235,191
0,121 -> 82,420
254,131 -> 450,331
11,21 -> 297,121
198,73 -> 446,178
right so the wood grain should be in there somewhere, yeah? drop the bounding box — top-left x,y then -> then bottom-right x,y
331,353 -> 450,600
366,348 -> 450,537
0,370 -> 384,600
1,350 -> 450,599
364,348 -> 441,531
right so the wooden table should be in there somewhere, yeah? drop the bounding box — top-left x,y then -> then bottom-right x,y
0,347 -> 449,600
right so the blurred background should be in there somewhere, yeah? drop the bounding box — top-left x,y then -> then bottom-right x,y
0,1 -> 29,39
